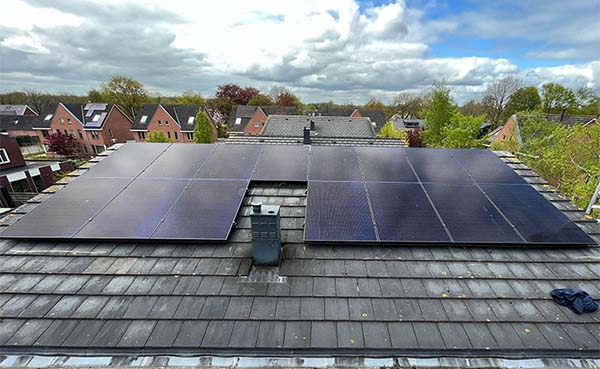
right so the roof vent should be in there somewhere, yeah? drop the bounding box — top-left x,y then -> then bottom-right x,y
250,202 -> 281,266
303,127 -> 311,145
310,120 -> 315,131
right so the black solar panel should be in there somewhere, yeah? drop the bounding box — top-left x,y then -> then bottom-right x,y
141,144 -> 216,179
2,178 -> 129,238
356,147 -> 417,182
405,148 -> 471,183
304,181 -> 376,242
151,179 -> 248,240
309,146 -> 362,181
75,179 -> 189,239
86,143 -> 170,178
253,145 -> 309,181
452,149 -> 526,184
367,182 -> 450,242
424,183 -> 523,244
195,145 -> 261,179
481,184 -> 594,244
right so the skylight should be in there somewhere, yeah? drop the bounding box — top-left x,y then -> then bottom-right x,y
235,117 -> 242,125
44,114 -> 53,120
140,115 -> 147,123
92,114 -> 100,122
187,116 -> 194,124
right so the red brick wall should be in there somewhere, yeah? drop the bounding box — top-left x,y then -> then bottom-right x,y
50,104 -> 91,155
0,135 -> 26,170
145,106 -> 184,143
4,129 -> 46,143
23,107 -> 37,116
99,106 -> 133,146
350,110 -> 362,118
493,116 -> 518,144
244,108 -> 268,135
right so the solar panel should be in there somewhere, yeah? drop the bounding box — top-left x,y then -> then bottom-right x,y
452,149 -> 526,184
367,182 -> 450,242
309,146 -> 362,181
253,145 -> 309,181
304,181 -> 377,242
75,179 -> 188,239
86,143 -> 170,178
405,148 -> 471,183
151,179 -> 248,240
424,183 -> 523,244
195,144 -> 261,179
141,144 -> 216,179
356,147 -> 417,182
481,184 -> 594,244
1,178 -> 129,239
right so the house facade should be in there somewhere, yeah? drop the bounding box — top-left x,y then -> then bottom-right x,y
228,106 -> 297,135
131,104 -> 218,143
0,104 -> 37,116
0,133 -> 26,171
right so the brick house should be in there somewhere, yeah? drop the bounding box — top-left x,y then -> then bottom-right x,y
46,103 -> 133,156
131,104 -> 218,143
228,106 -> 297,135
0,115 -> 50,147
0,133 -> 26,171
0,104 -> 37,116
307,107 -> 387,132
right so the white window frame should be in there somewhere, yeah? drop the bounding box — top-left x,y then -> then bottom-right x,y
187,132 -> 193,140
187,116 -> 194,124
90,131 -> 99,139
0,149 -> 10,164
235,117 -> 242,125
140,115 -> 148,123
44,114 -> 53,121
92,114 -> 100,122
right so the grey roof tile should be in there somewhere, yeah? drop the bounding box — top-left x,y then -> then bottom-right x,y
284,321 -> 311,348
19,295 -> 61,318
275,298 -> 301,319
224,297 -> 254,319
0,319 -> 24,345
62,320 -> 105,347
462,323 -> 498,349
300,297 -> 325,320
263,115 -> 375,138
250,297 -> 277,319
387,322 -> 419,349
71,296 -> 110,318
310,321 -> 337,348
172,321 -> 208,347
146,320 -> 183,347
117,320 -> 155,347
325,298 -> 349,320
413,322 -> 445,349
90,320 -> 129,346
337,322 -> 363,348
5,320 -> 52,346
362,322 -> 391,348
228,321 -> 259,348
199,297 -> 229,319
202,321 -> 234,347
256,321 -> 285,348
173,296 -> 204,319
35,320 -> 79,347
438,323 -> 471,349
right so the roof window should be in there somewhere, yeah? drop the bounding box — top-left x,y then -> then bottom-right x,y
235,118 -> 241,125
92,114 -> 100,122
44,114 -> 53,121
188,116 -> 194,124
140,115 -> 147,123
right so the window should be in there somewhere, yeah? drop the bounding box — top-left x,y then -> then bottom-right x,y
234,117 -> 242,125
167,132 -> 171,139
44,114 -> 53,121
187,116 -> 194,124
158,120 -> 162,125
60,118 -> 65,124
70,130 -> 75,137
165,120 -> 169,125
90,131 -> 99,139
0,149 -> 10,164
63,129 -> 68,136
138,132 -> 146,140
67,118 -> 71,124
78,130 -> 83,139
92,114 -> 100,122
174,132 -> 178,140
41,130 -> 49,138
83,145 -> 88,153
187,132 -> 193,140
140,115 -> 148,123
109,129 -> 114,138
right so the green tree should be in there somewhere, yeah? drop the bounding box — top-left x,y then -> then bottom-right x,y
100,75 -> 149,118
441,113 -> 485,148
422,84 -> 456,147
146,131 -> 173,143
248,94 -> 274,106
378,122 -> 405,139
193,111 -> 215,143
363,97 -> 385,110
501,86 -> 541,122
541,83 -> 577,113
176,90 -> 204,105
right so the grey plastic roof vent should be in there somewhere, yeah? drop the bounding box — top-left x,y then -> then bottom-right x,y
250,202 -> 281,266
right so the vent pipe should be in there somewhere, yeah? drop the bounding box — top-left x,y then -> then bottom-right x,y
303,127 -> 311,144
250,202 -> 281,266
560,109 -> 566,122
310,120 -> 315,131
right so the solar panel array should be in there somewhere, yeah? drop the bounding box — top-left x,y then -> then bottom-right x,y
1,143 -> 594,245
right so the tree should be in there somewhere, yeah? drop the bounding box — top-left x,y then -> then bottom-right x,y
406,129 -> 425,147
100,75 -> 149,118
215,84 -> 259,105
363,97 -> 385,110
378,122 -> 404,139
176,91 -> 204,105
24,89 -> 53,117
541,83 -> 577,113
441,113 -> 485,148
459,99 -> 487,117
392,92 -> 426,119
146,131 -> 173,143
273,90 -> 302,109
575,86 -> 596,109
501,86 -> 541,122
87,89 -> 106,102
193,111 -> 215,143
483,76 -> 521,126
45,133 -> 81,158
422,84 -> 456,147
248,94 -> 274,106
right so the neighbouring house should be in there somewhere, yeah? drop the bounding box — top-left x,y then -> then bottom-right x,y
228,105 -> 297,135
131,104 -> 218,143
308,107 -> 387,132
544,113 -> 597,128
0,104 -> 37,116
392,117 -> 426,129
45,102 -> 133,156
261,115 -> 376,138
0,115 -> 51,154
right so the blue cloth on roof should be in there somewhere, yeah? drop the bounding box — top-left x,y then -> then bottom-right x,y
550,288 -> 598,314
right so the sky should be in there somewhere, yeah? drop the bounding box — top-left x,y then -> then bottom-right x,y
0,0 -> 598,104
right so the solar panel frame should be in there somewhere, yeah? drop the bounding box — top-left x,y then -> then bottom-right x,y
140,144 -> 216,179
85,143 -> 170,178
75,178 -> 189,239
480,184 -> 595,245
253,145 -> 309,182
309,146 -> 363,181
195,144 -> 261,179
1,178 -> 130,239
151,179 -> 249,241
304,181 -> 377,242
356,147 -> 417,182
366,182 -> 450,243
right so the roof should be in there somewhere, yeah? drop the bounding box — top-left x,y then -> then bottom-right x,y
56,103 -> 119,129
358,110 -> 386,131
0,147 -> 598,364
223,135 -> 406,147
262,115 -> 376,138
0,105 -> 34,116
0,115 -> 48,131
131,104 -> 160,130
517,113 -> 597,127
132,104 -> 202,131
227,106 -> 258,132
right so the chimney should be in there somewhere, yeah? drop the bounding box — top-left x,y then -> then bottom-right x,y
303,127 -> 311,144
250,202 -> 281,266
560,109 -> 566,122
310,119 -> 315,131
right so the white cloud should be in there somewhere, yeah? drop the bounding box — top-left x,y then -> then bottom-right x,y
0,34 -> 49,54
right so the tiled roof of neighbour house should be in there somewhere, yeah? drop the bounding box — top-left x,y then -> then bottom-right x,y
0,146 -> 598,365
358,110 -> 387,132
222,135 -> 407,147
544,114 -> 597,127
262,115 -> 376,138
227,105 -> 257,132
0,105 -> 35,116
132,104 -> 160,131
170,105 -> 202,132
0,115 -> 49,131
55,103 -> 119,129
260,106 -> 298,116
